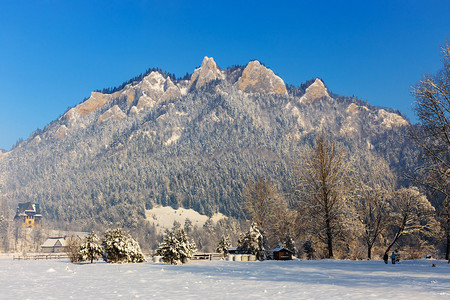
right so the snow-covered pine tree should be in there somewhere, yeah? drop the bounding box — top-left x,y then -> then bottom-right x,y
282,232 -> 296,256
303,237 -> 315,260
102,226 -> 146,263
155,229 -> 197,264
77,230 -> 103,263
175,228 -> 197,263
155,230 -> 179,264
237,222 -> 267,260
216,234 -> 231,256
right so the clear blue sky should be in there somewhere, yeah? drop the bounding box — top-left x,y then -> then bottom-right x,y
1,0 -> 449,150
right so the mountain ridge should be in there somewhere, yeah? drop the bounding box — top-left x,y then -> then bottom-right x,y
0,57 -> 415,229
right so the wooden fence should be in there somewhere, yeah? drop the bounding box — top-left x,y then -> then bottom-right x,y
192,253 -> 224,260
13,253 -> 69,260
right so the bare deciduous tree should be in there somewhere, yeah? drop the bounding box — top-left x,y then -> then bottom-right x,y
296,134 -> 351,258
244,178 -> 280,232
353,154 -> 395,259
66,236 -> 82,263
411,43 -> 450,259
384,187 -> 439,257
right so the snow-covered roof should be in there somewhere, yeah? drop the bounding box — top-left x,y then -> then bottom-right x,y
41,238 -> 68,248
271,247 -> 293,253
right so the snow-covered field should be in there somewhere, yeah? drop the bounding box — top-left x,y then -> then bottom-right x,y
1,257 -> 449,299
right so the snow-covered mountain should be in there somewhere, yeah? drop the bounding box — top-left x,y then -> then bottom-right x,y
0,56 -> 416,228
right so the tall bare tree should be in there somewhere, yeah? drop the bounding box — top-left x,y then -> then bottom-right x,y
411,43 -> 450,259
353,154 -> 395,259
296,134 -> 351,258
243,178 -> 280,232
384,187 -> 439,257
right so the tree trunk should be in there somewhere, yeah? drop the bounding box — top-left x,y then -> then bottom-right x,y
367,244 -> 372,260
326,215 -> 333,258
385,230 -> 401,257
446,223 -> 450,260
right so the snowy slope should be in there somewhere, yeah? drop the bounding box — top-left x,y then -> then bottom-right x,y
1,258 -> 449,299
145,206 -> 226,234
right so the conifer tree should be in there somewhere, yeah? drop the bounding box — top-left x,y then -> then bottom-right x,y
102,225 -> 146,263
282,232 -> 296,255
303,237 -> 315,260
237,222 -> 267,260
216,234 -> 231,256
77,230 -> 103,263
155,229 -> 197,264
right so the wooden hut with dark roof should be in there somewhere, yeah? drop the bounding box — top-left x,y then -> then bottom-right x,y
271,247 -> 294,260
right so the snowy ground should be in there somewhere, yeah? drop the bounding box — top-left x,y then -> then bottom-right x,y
1,257 -> 449,299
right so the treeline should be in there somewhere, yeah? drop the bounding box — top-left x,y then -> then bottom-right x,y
240,135 -> 442,260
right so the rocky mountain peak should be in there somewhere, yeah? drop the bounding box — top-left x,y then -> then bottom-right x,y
235,60 -> 287,95
299,78 -> 331,104
188,56 -> 224,90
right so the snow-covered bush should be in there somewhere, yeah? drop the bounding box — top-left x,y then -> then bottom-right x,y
102,226 -> 146,263
237,222 -> 267,260
155,229 -> 197,264
77,231 -> 103,263
216,234 -> 231,256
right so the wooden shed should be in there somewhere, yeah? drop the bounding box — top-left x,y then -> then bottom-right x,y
41,237 -> 69,253
271,247 -> 294,260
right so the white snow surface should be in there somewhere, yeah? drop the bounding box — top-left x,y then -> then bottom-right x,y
1,257 -> 449,299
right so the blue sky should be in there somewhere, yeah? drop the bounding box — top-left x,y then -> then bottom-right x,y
0,0 -> 449,150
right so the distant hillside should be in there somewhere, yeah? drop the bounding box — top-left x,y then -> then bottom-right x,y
0,57 -> 418,230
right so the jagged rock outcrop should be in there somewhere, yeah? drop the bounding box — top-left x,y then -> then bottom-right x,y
73,92 -> 112,117
235,60 -> 287,95
377,109 -> 408,128
97,105 -> 127,124
53,125 -> 68,139
188,56 -> 224,90
136,72 -> 181,111
161,78 -> 181,102
299,78 -> 331,104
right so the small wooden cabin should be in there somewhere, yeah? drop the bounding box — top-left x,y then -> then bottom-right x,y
41,237 -> 69,253
271,247 -> 294,260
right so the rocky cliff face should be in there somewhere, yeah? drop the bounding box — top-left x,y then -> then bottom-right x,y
0,56 -> 413,227
235,60 -> 287,95
299,78 -> 330,104
188,56 -> 224,90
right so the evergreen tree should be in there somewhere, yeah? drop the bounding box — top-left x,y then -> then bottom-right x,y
184,218 -> 193,234
77,230 -> 103,263
216,234 -> 231,256
237,222 -> 267,260
282,232 -> 296,255
102,226 -> 146,263
155,229 -> 197,264
303,238 -> 315,260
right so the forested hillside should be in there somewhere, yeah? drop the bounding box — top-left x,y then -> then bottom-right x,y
0,57 -> 418,230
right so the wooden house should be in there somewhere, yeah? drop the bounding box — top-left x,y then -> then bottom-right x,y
271,247 -> 294,260
41,237 -> 69,253
41,232 -> 88,253
14,202 -> 42,228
